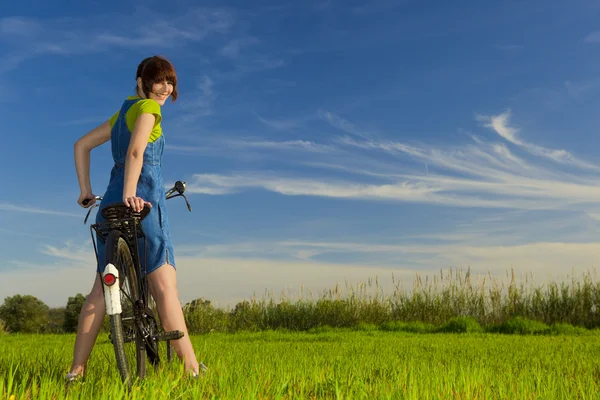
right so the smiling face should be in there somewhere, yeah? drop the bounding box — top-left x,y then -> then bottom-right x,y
138,79 -> 174,105
136,55 -> 178,104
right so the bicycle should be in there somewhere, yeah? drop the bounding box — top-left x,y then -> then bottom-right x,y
81,180 -> 193,388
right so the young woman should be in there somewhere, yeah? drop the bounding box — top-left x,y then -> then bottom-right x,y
67,55 -> 206,381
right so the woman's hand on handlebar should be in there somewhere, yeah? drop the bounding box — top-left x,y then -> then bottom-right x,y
78,192 -> 97,208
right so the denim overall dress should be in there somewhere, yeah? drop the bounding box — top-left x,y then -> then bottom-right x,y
95,97 -> 175,275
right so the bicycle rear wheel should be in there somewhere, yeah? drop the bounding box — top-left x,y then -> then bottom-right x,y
106,234 -> 146,388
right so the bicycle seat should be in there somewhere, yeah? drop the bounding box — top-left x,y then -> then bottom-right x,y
101,202 -> 151,222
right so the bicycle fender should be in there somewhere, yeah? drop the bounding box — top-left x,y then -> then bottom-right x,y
103,263 -> 122,315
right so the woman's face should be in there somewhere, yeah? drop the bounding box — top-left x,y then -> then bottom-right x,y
148,80 -> 173,106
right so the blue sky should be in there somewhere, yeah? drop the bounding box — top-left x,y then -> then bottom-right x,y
2,0 -> 600,308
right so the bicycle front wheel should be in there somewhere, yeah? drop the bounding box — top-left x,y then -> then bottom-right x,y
105,233 -> 146,388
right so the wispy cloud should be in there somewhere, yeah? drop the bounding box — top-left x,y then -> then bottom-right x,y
41,240 -> 95,264
318,109 -> 376,140
254,113 -> 305,130
177,75 -> 216,122
564,78 -> 600,99
225,138 -> 336,153
477,110 -> 600,171
166,136 -> 340,157
0,9 -> 235,72
584,31 -> 600,43
187,171 -> 593,210
220,36 -> 260,58
211,57 -> 286,81
0,16 -> 41,36
56,116 -> 107,127
498,44 -> 525,51
178,110 -> 600,212
0,203 -> 79,217
0,227 -> 54,239
588,212 -> 600,221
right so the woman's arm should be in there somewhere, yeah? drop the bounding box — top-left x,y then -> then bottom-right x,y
123,112 -> 155,212
74,120 -> 111,207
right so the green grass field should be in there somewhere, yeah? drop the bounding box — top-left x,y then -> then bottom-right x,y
2,329 -> 600,399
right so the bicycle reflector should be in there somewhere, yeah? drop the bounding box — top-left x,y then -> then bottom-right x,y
103,273 -> 117,286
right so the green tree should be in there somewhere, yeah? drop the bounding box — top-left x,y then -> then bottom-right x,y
64,294 -> 86,333
0,294 -> 49,333
47,307 -> 66,333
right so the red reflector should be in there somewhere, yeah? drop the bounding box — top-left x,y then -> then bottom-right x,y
103,273 -> 116,286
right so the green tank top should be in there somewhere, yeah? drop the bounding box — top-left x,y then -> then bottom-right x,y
108,96 -> 163,143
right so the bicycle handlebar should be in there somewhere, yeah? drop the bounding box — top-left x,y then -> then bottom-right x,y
82,196 -> 102,207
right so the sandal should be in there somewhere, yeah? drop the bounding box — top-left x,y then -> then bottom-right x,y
193,362 -> 208,379
65,372 -> 83,387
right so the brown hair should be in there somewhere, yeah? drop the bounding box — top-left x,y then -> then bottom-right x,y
136,55 -> 178,101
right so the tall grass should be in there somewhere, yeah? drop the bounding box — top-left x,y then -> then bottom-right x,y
184,267 -> 600,333
2,331 -> 600,399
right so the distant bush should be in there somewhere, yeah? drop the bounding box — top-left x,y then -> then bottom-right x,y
438,316 -> 483,334
183,298 -> 228,334
379,321 -> 436,334
64,294 -> 86,333
0,294 -> 49,333
492,317 -> 549,335
356,322 -> 378,332
548,323 -> 589,336
46,307 -> 66,334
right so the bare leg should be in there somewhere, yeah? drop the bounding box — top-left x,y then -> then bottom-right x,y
147,264 -> 200,375
68,274 -> 106,377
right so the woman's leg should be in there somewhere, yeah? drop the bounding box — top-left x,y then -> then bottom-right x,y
68,273 -> 106,377
147,264 -> 200,375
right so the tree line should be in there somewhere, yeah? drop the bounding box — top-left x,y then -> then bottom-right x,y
2,268 -> 600,335
0,294 -> 86,334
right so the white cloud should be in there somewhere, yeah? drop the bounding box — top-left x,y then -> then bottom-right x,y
41,240 -> 96,264
165,137 -> 340,159
318,109 -> 375,140
480,111 -> 521,143
0,17 -> 41,36
169,109 -> 600,213
188,173 -> 455,204
0,9 -> 235,72
478,110 -> 600,171
254,113 -> 304,130
584,31 -> 600,43
225,138 -> 336,153
220,36 -> 260,57
0,203 -> 79,217
177,75 -> 216,121
564,78 -> 600,99
185,167 -> 599,210
588,212 -> 600,221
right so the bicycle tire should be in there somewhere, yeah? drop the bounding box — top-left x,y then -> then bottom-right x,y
106,233 -> 146,387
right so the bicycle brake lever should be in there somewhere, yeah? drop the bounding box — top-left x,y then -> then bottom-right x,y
84,204 -> 99,224
183,194 -> 192,212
